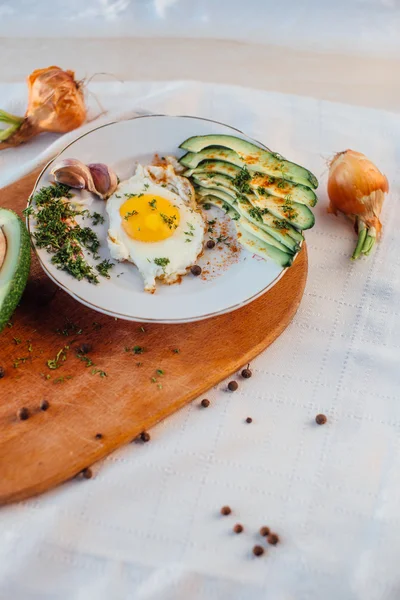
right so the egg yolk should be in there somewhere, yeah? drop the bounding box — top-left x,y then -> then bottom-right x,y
120,194 -> 180,242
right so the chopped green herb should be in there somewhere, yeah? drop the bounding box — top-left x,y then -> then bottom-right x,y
203,203 -> 211,210
277,180 -> 286,189
160,213 -> 177,229
139,326 -> 145,333
273,219 -> 289,230
161,183 -> 167,188
13,337 -> 21,345
47,346 -> 69,370
124,193 -> 137,198
157,383 -> 163,390
91,212 -> 105,225
124,210 -> 138,220
149,198 -> 157,210
233,166 -> 251,194
29,183 -> 102,284
76,353 -> 94,367
115,194 -> 121,198
185,238 -> 192,243
156,369 -> 164,376
248,207 -> 263,221
92,322 -> 102,331
6,321 -> 13,328
27,342 -> 33,353
173,348 -> 180,354
154,257 -> 170,268
96,259 -> 114,278
216,235 -> 230,247
144,183 -> 149,190
151,376 -> 157,383
91,368 -> 107,378
133,346 -> 144,354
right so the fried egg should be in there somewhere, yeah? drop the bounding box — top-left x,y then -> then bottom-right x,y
106,164 -> 205,292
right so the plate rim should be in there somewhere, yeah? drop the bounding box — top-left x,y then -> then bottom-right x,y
26,114 -> 297,324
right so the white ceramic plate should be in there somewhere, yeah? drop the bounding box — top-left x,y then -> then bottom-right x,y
28,115 -> 292,323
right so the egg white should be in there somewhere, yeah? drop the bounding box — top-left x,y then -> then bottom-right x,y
106,165 -> 205,292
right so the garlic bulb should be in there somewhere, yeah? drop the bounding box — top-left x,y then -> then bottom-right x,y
51,159 -> 118,200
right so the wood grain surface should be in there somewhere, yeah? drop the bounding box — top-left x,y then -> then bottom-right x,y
0,169 -> 308,505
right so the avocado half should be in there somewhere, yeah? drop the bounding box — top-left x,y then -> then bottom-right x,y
0,208 -> 31,332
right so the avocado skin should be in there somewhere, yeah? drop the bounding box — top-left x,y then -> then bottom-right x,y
0,209 -> 31,333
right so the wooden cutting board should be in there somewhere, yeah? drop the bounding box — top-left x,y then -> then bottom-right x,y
0,169 -> 308,505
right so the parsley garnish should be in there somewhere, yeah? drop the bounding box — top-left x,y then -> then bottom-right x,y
124,210 -> 138,220
154,257 -> 170,268
144,183 -> 150,190
96,259 -> 114,278
160,213 -> 177,229
203,203 -> 211,210
91,212 -> 105,225
216,235 -> 230,247
29,183 -> 102,284
233,166 -> 252,194
276,180 -> 286,189
149,198 -> 157,210
133,346 -> 144,354
47,346 -> 69,370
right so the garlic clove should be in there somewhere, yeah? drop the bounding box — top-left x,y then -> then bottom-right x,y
51,159 -> 118,200
51,159 -> 92,190
88,163 -> 118,200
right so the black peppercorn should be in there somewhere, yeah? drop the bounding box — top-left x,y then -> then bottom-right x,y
201,399 -> 210,407
246,417 -> 253,423
253,545 -> 264,556
82,467 -> 93,479
267,533 -> 279,545
191,265 -> 202,276
228,381 -> 238,391
206,240 -> 215,249
241,367 -> 252,379
140,431 -> 150,442
233,523 -> 243,534
0,366 -> 5,379
315,414 -> 327,425
95,433 -> 103,440
79,343 -> 92,354
18,407 -> 30,421
220,505 -> 231,516
260,526 -> 270,537
40,400 -> 50,411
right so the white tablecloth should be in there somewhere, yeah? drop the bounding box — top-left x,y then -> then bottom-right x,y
1,82 -> 400,600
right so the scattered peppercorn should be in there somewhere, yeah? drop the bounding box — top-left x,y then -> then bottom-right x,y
228,381 -> 238,391
267,533 -> 279,545
246,417 -> 253,423
82,467 -> 93,479
40,400 -> 50,411
220,505 -> 231,516
95,433 -> 103,440
191,265 -> 202,276
260,526 -> 270,537
0,366 -> 5,379
241,365 -> 252,379
201,399 -> 210,407
253,545 -> 264,557
140,431 -> 151,442
315,414 -> 327,425
78,343 -> 92,354
18,407 -> 30,421
233,523 -> 243,534
206,240 -> 215,249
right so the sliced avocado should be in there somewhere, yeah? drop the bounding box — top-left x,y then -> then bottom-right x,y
239,218 -> 294,254
184,160 -> 241,179
235,222 -> 293,268
235,197 -> 300,252
250,192 -> 315,231
248,172 -> 317,207
192,172 -> 236,193
0,209 -> 31,332
179,135 -> 318,189
197,195 -> 241,220
195,186 -> 237,205
179,147 -> 245,170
